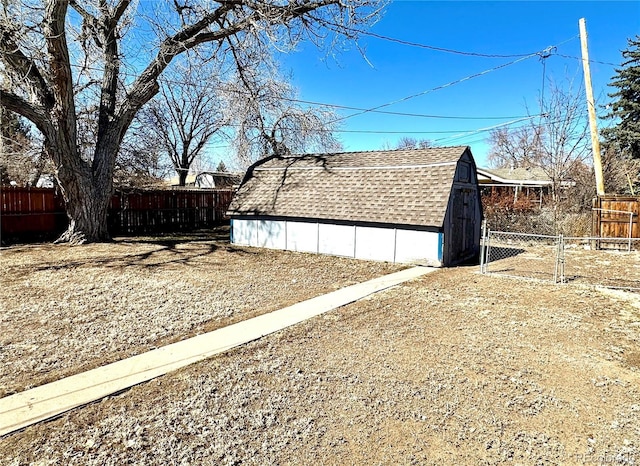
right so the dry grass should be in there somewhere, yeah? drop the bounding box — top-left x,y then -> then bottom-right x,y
1,231 -> 640,465
0,227 -> 402,398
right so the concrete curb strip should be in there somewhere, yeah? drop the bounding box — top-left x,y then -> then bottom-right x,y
0,266 -> 433,437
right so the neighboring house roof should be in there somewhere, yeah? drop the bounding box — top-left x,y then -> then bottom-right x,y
477,167 -> 552,186
195,172 -> 242,189
477,166 -> 578,187
167,172 -> 241,188
477,167 -> 576,188
228,146 -> 474,228
168,174 -> 197,186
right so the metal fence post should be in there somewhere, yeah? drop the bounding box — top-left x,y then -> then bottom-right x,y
554,234 -> 565,284
629,212 -> 633,252
479,219 -> 487,273
484,228 -> 492,274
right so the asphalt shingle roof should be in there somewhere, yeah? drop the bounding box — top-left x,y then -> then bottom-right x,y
228,146 -> 471,228
479,167 -> 552,183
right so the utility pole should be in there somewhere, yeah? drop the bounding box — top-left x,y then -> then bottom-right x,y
579,17 -> 605,196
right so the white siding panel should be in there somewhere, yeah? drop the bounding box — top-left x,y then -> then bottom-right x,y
231,219 -> 257,246
256,220 -> 286,249
233,218 -> 444,266
395,230 -> 442,265
355,226 -> 396,262
286,222 -> 319,253
318,224 -> 355,257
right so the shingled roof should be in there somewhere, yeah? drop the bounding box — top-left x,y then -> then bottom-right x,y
228,146 -> 472,228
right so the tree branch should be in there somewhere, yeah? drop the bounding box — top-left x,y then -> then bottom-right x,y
44,0 -> 77,136
0,89 -> 51,135
0,30 -> 54,108
69,0 -> 103,48
112,0 -> 131,23
119,0 -> 341,129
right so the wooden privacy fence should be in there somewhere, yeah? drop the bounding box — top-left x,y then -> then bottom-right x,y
1,186 -> 234,242
108,189 -> 234,235
592,196 -> 640,245
1,187 -> 67,241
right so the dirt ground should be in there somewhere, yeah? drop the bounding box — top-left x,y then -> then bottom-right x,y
0,228 -> 402,398
1,232 -> 640,465
485,235 -> 640,289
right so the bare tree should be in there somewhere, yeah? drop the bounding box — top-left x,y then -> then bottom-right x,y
0,0 -> 380,243
226,79 -> 344,167
394,137 -> 433,150
0,106 -> 53,186
488,81 -> 592,203
487,125 -> 540,170
138,58 -> 226,186
220,33 -> 343,167
114,120 -> 172,188
601,143 -> 640,195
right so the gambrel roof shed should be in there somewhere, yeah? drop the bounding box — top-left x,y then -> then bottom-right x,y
228,146 -> 482,266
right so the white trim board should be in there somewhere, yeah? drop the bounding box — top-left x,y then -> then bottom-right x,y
0,266 -> 434,437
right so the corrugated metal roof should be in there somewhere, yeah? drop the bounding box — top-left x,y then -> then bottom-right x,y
228,146 -> 472,228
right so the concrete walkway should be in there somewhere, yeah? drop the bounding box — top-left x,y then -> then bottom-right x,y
0,266 -> 433,437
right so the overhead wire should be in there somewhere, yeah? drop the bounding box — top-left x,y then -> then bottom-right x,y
434,116 -> 541,144
329,34 -> 581,124
330,53 -> 541,123
1,50 -> 539,122
341,26 -> 576,58
435,112 -> 589,145
2,29 -> 609,150
552,52 -> 618,67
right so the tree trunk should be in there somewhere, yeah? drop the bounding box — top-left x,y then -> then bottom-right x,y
55,172 -> 112,244
52,138 -> 116,244
179,169 -> 188,187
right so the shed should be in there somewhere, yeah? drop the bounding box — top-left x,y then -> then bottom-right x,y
227,146 -> 482,266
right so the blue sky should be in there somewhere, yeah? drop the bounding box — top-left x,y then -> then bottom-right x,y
276,0 -> 640,167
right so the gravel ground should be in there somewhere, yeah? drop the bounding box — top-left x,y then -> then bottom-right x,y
1,235 -> 640,464
0,228 -> 402,397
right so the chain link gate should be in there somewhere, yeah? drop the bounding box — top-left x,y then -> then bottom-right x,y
480,224 -> 640,291
480,229 -> 563,283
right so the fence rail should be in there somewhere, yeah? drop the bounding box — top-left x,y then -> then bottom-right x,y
592,196 -> 640,240
1,187 -> 67,241
1,186 -> 234,243
108,189 -> 234,235
481,228 -> 640,291
480,231 -> 562,283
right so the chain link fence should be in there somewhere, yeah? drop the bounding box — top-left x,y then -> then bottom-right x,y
562,237 -> 640,290
480,231 -> 562,282
480,228 -> 640,291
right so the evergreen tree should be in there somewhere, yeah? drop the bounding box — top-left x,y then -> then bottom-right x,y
603,36 -> 640,159
216,160 -> 228,173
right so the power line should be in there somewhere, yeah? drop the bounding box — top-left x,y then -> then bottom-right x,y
552,52 -> 618,67
434,116 -> 541,143
155,76 -> 537,120
343,26 -> 617,70
250,96 -> 533,121
2,50 -> 536,122
435,112 -> 588,145
333,129 -> 505,134
330,35 -> 584,124
331,54 -> 540,123
345,26 -> 577,59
